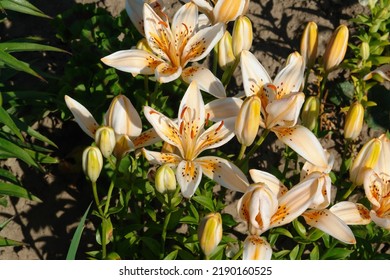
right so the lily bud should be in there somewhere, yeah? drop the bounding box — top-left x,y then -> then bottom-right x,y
243,235 -> 272,260
235,96 -> 261,147
301,96 -> 320,131
218,31 -> 235,70
360,42 -> 370,61
300,21 -> 318,69
136,38 -> 153,53
82,146 -> 103,183
344,102 -> 364,140
95,126 -> 116,158
113,135 -> 135,160
232,15 -> 253,57
155,164 -> 177,193
350,138 -> 381,186
198,213 -> 223,257
323,25 -> 349,73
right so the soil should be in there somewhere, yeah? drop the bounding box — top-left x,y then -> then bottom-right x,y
0,0 -> 377,260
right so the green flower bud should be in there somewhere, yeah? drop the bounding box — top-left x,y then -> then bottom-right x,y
198,213 -> 223,257
301,96 -> 320,131
155,164 -> 176,194
82,146 -> 103,183
232,15 -> 253,57
344,102 -> 364,140
95,126 -> 116,158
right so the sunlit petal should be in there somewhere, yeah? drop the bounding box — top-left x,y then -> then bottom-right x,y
330,201 -> 371,225
172,2 -> 198,50
273,125 -> 328,168
363,64 -> 390,81
302,209 -> 356,244
301,149 -> 334,180
182,22 -> 225,63
249,169 -> 288,198
143,106 -> 183,155
125,0 -> 145,34
176,160 -> 202,198
370,210 -> 390,230
194,118 -> 235,156
198,156 -> 249,193
204,97 -> 243,122
101,49 -> 162,75
376,134 -> 390,174
64,95 -> 99,138
142,148 -> 182,166
273,52 -> 304,95
133,128 -> 161,149
182,66 -> 226,98
155,63 -> 182,83
240,50 -> 272,97
363,169 -> 382,208
213,0 -> 245,23
266,92 -> 304,128
243,235 -> 272,260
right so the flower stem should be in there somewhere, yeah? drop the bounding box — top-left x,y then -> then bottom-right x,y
103,179 -> 115,216
232,246 -> 243,260
342,183 -> 357,200
237,144 -> 247,162
92,181 -> 104,217
236,129 -> 270,168
221,57 -> 240,87
160,210 -> 172,259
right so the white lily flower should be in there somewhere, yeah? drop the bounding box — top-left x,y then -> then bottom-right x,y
330,201 -> 371,225
363,134 -> 390,230
102,3 -> 226,98
363,64 -> 390,82
143,81 -> 248,198
243,235 -> 272,260
64,95 -> 160,156
191,0 -> 249,24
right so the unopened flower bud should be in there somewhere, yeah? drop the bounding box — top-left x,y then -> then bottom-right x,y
360,42 -> 370,61
218,31 -> 235,70
301,96 -> 320,131
235,96 -> 261,147
95,126 -> 116,158
243,235 -> 272,260
155,164 -> 176,193
198,213 -> 223,257
82,146 -> 103,183
300,21 -> 318,69
232,16 -> 253,57
350,138 -> 381,185
344,102 -> 364,140
136,38 -> 153,53
323,25 -> 349,73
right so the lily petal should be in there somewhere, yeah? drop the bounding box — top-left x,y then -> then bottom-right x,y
370,210 -> 390,230
172,2 -> 198,51
155,63 -> 182,83
273,125 -> 328,168
133,128 -> 161,149
363,169 -> 382,208
176,160 -> 202,198
302,209 -> 356,244
266,92 -> 305,128
64,95 -> 99,138
182,66 -> 226,98
376,134 -> 390,174
182,22 -> 225,63
204,97 -> 243,122
249,169 -> 288,198
143,106 -> 183,155
198,156 -> 249,193
125,0 -> 145,34
213,0 -> 245,23
330,201 -> 371,225
240,50 -> 272,97
101,49 -> 162,75
243,235 -> 272,260
142,149 -> 182,166
363,64 -> 390,81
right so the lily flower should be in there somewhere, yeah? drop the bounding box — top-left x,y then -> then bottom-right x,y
125,0 -> 166,35
243,235 -> 272,260
191,0 -> 249,24
101,3 -> 226,98
64,95 -> 159,157
142,81 -> 249,198
239,50 -> 328,167
363,134 -> 390,230
363,64 -> 390,82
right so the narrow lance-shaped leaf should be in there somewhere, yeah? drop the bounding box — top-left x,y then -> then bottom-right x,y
0,182 -> 41,202
0,137 -> 42,170
0,42 -> 68,53
0,106 -> 24,141
0,0 -> 51,18
0,49 -> 45,80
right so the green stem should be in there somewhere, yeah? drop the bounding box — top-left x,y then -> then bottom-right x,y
236,129 -> 270,168
297,244 -> 306,260
237,144 -> 247,162
320,239 -> 339,260
302,68 -> 311,94
319,74 -> 328,102
103,180 -> 115,216
160,210 -> 172,259
212,45 -> 218,75
232,246 -> 244,260
92,181 -> 104,217
221,57 -> 240,87
342,183 -> 357,200
101,218 -> 107,259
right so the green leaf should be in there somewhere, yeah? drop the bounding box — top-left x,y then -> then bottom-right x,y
0,0 -> 51,18
310,244 -> 320,260
0,167 -> 19,184
192,195 -> 215,212
164,250 -> 178,260
0,42 -> 67,53
0,49 -> 44,80
140,237 -> 161,258
66,203 -> 92,260
0,137 -> 41,170
0,182 -> 41,202
0,106 -> 24,141
0,236 -> 24,247
12,117 -> 57,148
0,217 -> 13,230
322,248 -> 354,260
289,244 -> 300,260
25,149 -> 58,164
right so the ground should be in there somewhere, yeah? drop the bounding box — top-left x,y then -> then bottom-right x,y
0,0 -> 372,259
